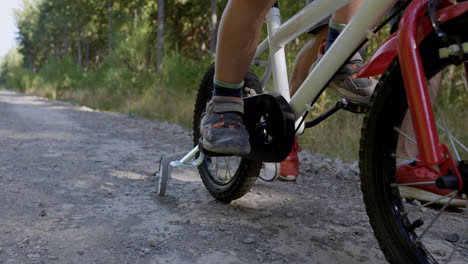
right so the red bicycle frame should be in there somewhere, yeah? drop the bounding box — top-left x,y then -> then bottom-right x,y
358,0 -> 468,189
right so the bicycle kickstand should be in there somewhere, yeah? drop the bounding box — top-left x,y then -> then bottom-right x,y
155,146 -> 205,197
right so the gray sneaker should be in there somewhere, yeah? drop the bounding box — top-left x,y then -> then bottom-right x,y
200,96 -> 250,155
312,52 -> 377,105
329,52 -> 377,104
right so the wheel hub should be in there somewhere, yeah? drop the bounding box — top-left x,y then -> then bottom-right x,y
435,160 -> 468,197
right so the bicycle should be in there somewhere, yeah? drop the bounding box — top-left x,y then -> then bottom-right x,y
157,0 -> 468,263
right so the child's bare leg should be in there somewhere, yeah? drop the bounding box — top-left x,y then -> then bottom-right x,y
215,0 -> 277,84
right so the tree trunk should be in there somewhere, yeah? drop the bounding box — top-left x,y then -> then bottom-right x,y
28,53 -> 34,72
134,0 -> 138,73
95,54 -> 100,65
85,27 -> 90,71
108,0 -> 113,57
201,25 -> 206,60
54,41 -> 60,61
77,30 -> 82,70
156,0 -> 164,76
64,27 -> 70,57
210,0 -> 217,54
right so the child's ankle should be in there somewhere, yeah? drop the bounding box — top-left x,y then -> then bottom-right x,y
324,18 -> 347,54
213,77 -> 243,98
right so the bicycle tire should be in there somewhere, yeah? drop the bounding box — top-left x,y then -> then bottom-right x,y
193,63 -> 263,203
360,14 -> 468,264
157,157 -> 170,197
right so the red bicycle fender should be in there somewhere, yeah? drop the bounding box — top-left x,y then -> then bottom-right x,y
357,2 -> 468,78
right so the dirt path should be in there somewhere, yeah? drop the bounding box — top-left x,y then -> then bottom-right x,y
0,89 -> 387,263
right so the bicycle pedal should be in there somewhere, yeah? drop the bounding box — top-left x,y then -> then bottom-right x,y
343,100 -> 369,114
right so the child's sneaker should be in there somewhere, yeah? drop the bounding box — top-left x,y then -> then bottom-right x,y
397,161 -> 465,207
328,51 -> 377,105
279,137 -> 301,181
200,96 -> 250,155
311,39 -> 376,105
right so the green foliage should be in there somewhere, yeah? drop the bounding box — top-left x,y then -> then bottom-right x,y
0,48 -> 24,86
160,50 -> 213,93
2,0 -> 466,161
0,49 -> 210,127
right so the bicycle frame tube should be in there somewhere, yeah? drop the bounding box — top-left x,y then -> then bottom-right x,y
260,0 -> 398,118
358,2 -> 468,77
262,0 -> 350,104
262,0 -> 464,184
398,0 -> 463,187
266,7 -> 291,101
399,0 -> 444,166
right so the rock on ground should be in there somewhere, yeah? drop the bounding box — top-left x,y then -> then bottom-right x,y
0,90 -> 387,263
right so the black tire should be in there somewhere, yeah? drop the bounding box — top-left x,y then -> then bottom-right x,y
360,14 -> 468,264
193,63 -> 263,203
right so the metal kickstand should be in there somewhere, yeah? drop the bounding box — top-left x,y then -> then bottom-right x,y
155,146 -> 204,197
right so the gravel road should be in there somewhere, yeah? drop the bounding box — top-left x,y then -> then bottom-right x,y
0,89 -> 387,263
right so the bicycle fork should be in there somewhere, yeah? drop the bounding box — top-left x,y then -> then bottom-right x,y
399,0 -> 468,194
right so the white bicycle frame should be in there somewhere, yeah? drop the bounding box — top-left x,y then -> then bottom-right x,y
256,0 -> 398,127
156,0 -> 401,194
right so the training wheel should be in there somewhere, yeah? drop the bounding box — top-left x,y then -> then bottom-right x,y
259,162 -> 280,182
156,157 -> 170,197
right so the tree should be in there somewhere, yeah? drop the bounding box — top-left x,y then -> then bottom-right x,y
210,0 -> 217,54
156,0 -> 164,75
107,0 -> 113,56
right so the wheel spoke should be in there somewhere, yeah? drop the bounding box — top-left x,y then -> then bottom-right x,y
401,191 -> 460,216
436,122 -> 468,153
462,71 -> 468,94
415,191 -> 458,243
224,157 -> 232,180
393,181 -> 436,187
435,111 -> 462,162
394,126 -> 417,144
445,200 -> 468,263
430,84 -> 462,162
207,156 -> 242,183
391,154 -> 421,162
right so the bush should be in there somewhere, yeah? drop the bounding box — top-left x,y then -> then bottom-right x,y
0,48 -> 25,89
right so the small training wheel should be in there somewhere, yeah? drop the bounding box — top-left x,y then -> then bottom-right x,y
156,157 -> 170,197
259,162 -> 280,182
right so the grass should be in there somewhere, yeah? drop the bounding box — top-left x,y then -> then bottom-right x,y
299,91 -> 365,161
2,52 -> 210,128
1,50 -> 466,162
